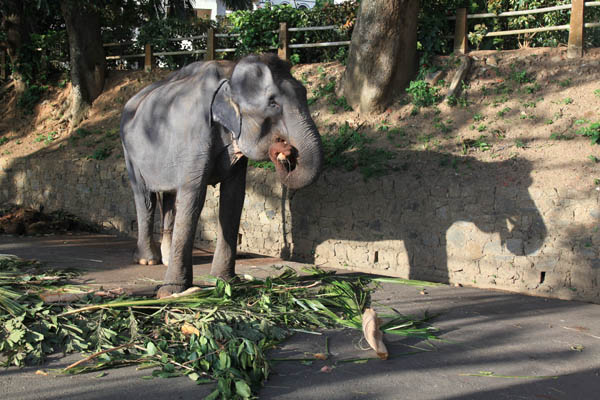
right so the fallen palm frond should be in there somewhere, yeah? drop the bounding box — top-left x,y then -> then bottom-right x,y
0,257 -> 439,399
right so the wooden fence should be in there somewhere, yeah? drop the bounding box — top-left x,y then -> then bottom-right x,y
104,23 -> 350,72
116,1 -> 600,72
1,2 -> 599,79
452,1 -> 600,58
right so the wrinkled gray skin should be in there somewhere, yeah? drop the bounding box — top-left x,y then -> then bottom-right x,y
120,54 -> 323,298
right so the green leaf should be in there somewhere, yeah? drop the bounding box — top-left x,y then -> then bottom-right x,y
8,329 -> 25,343
235,380 -> 252,398
205,389 -> 220,400
146,342 -> 158,356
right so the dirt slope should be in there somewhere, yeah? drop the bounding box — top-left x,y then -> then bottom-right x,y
0,47 -> 599,192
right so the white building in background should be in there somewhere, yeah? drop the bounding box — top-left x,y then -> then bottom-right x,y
255,1 -> 316,9
190,0 -> 227,20
190,0 -> 350,21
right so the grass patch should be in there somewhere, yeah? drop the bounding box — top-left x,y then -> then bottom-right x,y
576,121 -> 600,145
406,80 -> 442,108
248,160 -> 275,171
88,145 -> 112,160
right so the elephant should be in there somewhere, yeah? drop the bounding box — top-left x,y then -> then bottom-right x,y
120,53 -> 323,298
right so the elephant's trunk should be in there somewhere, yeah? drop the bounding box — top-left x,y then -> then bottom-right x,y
270,110 -> 323,190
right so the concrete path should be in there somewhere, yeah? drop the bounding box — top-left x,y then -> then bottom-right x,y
1,234 -> 599,399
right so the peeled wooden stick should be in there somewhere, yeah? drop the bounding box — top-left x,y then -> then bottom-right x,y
63,343 -> 132,371
362,308 -> 388,360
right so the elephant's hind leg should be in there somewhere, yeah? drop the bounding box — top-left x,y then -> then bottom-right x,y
132,185 -> 161,266
160,192 -> 176,266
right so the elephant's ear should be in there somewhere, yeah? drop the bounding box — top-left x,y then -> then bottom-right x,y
211,79 -> 242,139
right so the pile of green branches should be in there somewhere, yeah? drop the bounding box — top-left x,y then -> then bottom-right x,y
0,256 -> 439,399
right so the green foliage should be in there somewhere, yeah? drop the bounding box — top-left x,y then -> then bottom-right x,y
248,160 -> 275,171
332,96 -> 352,111
322,122 -> 371,171
509,64 -> 534,85
406,80 -> 442,108
17,85 -> 49,113
137,17 -> 216,69
558,78 -> 571,88
34,131 -> 58,145
468,23 -> 489,50
497,106 -> 511,118
576,121 -> 600,145
356,148 -> 396,180
88,146 -> 112,160
0,137 -> 8,146
462,136 -> 491,153
228,2 -> 357,62
321,123 -> 396,180
0,257 -> 438,398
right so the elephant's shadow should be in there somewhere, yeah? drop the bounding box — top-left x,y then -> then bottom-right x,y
284,150 -> 547,283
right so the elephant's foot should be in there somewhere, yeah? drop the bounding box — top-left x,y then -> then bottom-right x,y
134,243 -> 161,266
210,267 -> 236,281
136,257 -> 161,266
156,283 -> 187,299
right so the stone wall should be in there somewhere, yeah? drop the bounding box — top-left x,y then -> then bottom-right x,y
1,151 -> 599,303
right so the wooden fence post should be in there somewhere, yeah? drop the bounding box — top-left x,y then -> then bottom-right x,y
567,0 -> 584,58
205,28 -> 215,61
278,22 -> 289,61
453,8 -> 468,55
0,49 -> 6,80
144,44 -> 153,72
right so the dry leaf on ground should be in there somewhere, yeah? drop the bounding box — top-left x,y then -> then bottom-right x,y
362,308 -> 388,360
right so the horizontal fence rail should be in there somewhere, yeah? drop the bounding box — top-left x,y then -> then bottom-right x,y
102,23 -> 352,71
452,1 -> 600,57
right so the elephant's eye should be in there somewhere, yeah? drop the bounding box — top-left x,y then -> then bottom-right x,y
268,96 -> 279,109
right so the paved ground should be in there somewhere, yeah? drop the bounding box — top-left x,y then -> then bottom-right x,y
1,233 -> 600,399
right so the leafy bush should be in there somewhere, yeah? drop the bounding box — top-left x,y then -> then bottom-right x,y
88,146 -> 112,160
419,0 -> 600,56
577,122 -> 600,145
406,80 -> 441,108
228,2 -> 357,62
17,85 -> 49,113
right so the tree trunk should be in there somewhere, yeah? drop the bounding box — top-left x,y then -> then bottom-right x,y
339,0 -> 419,114
60,0 -> 106,126
1,0 -> 30,95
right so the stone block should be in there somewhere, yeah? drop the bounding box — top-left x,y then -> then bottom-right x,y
531,255 -> 559,272
447,227 -> 466,248
483,240 -> 504,256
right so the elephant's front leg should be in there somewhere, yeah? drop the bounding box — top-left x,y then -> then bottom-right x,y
157,184 -> 207,298
210,161 -> 247,279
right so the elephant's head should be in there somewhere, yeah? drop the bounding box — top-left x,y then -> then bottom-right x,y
211,54 -> 323,189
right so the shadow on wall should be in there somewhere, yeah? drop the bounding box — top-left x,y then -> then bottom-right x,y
284,150 -> 547,284
0,148 -> 134,235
